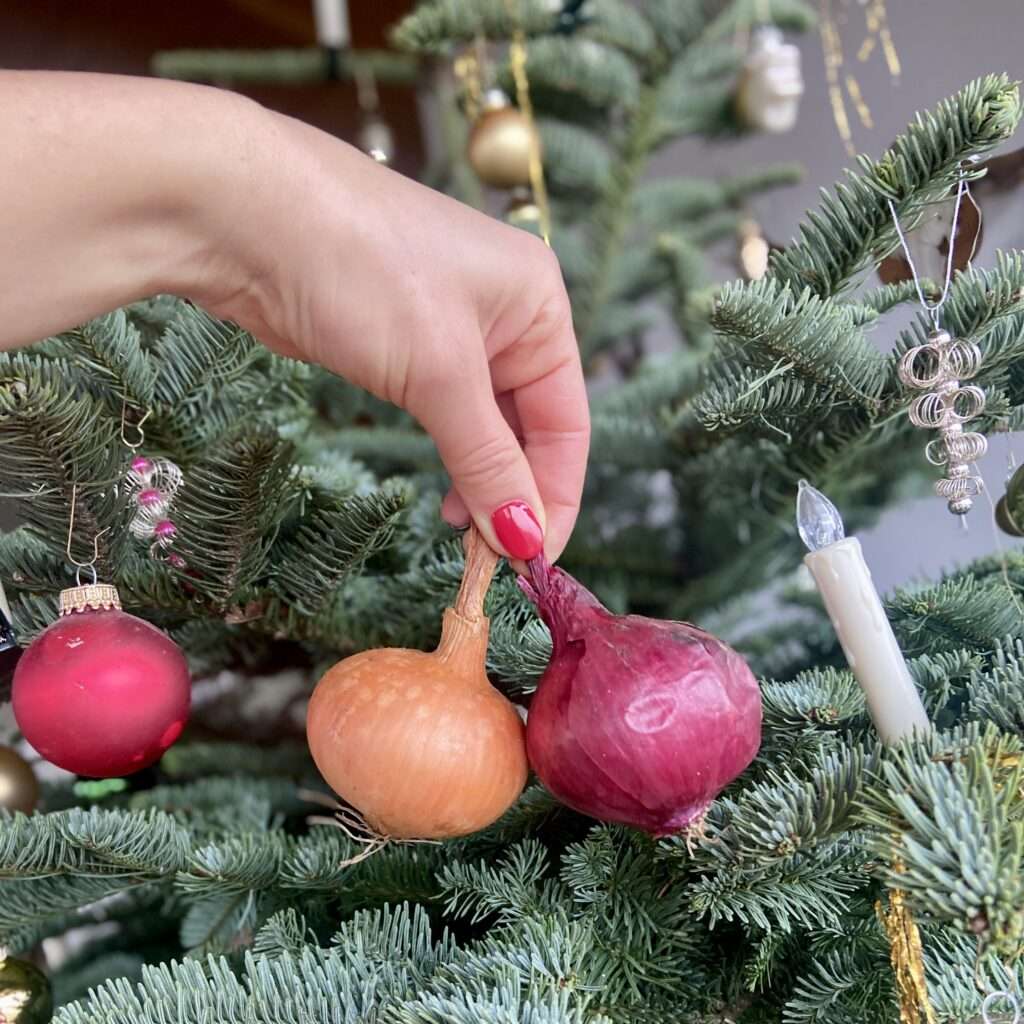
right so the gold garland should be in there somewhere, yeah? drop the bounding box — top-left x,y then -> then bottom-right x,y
876,862 -> 936,1024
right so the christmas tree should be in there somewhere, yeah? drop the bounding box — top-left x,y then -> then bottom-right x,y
1,2 -> 1023,1021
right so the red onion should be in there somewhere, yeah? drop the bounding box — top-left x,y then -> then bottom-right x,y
521,557 -> 762,836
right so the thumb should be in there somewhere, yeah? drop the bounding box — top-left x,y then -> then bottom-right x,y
414,376 -> 545,562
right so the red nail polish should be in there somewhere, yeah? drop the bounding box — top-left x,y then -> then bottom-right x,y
491,501 -> 544,560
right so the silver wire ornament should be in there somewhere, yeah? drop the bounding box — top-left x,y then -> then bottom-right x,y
889,171 -> 986,516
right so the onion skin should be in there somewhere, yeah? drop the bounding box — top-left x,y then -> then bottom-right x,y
306,532 -> 527,839
522,560 -> 762,836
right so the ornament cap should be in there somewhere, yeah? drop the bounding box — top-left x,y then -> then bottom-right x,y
59,583 -> 122,617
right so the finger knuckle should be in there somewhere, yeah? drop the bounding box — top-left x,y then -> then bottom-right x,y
455,433 -> 521,490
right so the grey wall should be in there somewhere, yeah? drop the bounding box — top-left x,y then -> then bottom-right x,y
647,0 -> 1024,592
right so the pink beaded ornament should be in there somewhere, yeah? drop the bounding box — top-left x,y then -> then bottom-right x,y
121,408 -> 185,565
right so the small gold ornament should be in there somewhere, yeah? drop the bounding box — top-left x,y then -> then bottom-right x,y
0,746 -> 38,814
996,464 -> 1024,538
467,89 -> 539,190
735,26 -> 804,135
0,956 -> 53,1024
737,218 -> 771,280
505,188 -> 541,230
876,882 -> 936,1024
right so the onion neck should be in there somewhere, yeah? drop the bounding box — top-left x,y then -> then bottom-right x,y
436,607 -> 490,674
435,526 -> 500,675
452,526 -> 500,620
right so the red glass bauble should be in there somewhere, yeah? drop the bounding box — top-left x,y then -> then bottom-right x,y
12,602 -> 190,778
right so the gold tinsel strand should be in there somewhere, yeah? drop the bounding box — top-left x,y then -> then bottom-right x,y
876,876 -> 937,1024
453,35 -> 486,124
818,0 -> 901,155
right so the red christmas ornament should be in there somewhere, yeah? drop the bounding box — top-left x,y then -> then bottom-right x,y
12,582 -> 190,777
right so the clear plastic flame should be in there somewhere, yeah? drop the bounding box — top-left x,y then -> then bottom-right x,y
796,479 -> 845,552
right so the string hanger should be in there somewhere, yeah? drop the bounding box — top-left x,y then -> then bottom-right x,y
66,482 -> 110,587
886,162 -> 983,329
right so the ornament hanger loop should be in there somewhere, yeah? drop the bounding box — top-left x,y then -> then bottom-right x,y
982,989 -> 1021,1024
66,482 -> 110,579
119,400 -> 152,452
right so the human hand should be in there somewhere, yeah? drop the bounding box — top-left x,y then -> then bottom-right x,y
199,102 -> 589,563
0,73 -> 588,561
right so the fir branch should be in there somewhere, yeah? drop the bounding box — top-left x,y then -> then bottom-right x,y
710,279 -> 889,403
151,306 -> 258,407
858,730 -> 1024,952
0,352 -> 126,574
172,426 -> 294,607
269,480 -> 409,615
538,119 -> 611,196
392,0 -> 567,51
769,75 -> 1021,296
508,38 -> 641,113
54,310 -> 156,408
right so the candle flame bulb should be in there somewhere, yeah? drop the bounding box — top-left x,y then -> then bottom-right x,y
797,479 -> 845,552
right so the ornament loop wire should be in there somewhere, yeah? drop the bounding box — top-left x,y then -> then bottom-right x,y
66,482 -> 110,579
119,401 -> 152,452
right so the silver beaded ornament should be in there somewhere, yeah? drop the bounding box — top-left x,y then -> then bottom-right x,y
121,407 -> 186,568
897,329 -> 986,514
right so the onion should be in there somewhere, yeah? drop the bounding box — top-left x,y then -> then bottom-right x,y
306,529 -> 527,839
521,557 -> 762,836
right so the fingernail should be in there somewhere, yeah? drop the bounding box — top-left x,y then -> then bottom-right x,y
491,501 -> 544,560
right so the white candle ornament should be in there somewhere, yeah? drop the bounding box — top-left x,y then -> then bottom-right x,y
796,480 -> 930,744
313,0 -> 350,48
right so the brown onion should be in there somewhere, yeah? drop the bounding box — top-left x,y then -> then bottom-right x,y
306,529 -> 527,839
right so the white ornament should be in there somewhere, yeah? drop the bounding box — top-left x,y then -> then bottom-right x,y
736,27 -> 804,134
313,0 -> 349,48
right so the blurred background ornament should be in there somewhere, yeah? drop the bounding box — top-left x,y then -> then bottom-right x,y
737,217 -> 771,280
0,955 -> 52,1024
0,581 -> 22,699
0,744 -> 38,814
735,26 -> 804,134
354,58 -> 394,164
467,89 -> 537,189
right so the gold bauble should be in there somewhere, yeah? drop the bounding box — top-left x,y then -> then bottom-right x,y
0,745 -> 38,814
467,95 -> 539,190
0,957 -> 53,1024
996,465 -> 1024,537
